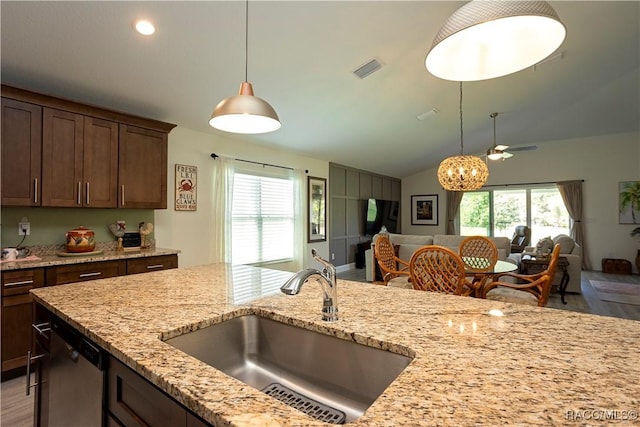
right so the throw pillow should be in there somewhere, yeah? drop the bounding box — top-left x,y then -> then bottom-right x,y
535,237 -> 554,254
553,235 -> 575,254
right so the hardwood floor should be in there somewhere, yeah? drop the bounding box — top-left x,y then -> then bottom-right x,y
338,268 -> 640,321
2,271 -> 638,427
1,374 -> 33,427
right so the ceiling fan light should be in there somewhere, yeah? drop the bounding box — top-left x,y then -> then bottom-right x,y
487,149 -> 504,161
209,82 -> 281,134
425,1 -> 566,81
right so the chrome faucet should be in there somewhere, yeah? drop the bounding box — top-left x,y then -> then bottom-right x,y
280,249 -> 338,322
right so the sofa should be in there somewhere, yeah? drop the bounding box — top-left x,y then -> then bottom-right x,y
364,233 -> 516,282
512,234 -> 582,294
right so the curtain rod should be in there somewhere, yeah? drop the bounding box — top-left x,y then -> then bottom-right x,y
210,153 -> 308,173
482,179 -> 584,188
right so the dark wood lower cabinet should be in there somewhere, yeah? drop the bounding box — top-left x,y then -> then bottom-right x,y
1,255 -> 177,378
1,293 -> 34,373
107,355 -> 209,427
1,268 -> 45,378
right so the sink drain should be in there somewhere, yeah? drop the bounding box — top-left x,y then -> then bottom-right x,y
262,383 -> 346,424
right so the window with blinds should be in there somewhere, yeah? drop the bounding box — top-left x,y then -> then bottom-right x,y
232,172 -> 295,265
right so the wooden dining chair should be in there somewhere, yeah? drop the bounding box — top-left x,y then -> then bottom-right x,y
459,235 -> 499,271
373,235 -> 411,288
482,244 -> 561,307
459,236 -> 499,296
409,245 -> 472,296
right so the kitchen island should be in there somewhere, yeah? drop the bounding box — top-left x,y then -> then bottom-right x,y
31,263 -> 639,426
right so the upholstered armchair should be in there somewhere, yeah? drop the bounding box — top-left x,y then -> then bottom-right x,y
510,225 -> 531,253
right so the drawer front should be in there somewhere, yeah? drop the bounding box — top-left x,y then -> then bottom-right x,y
46,260 -> 126,286
108,356 -> 186,427
2,268 -> 45,296
126,255 -> 177,275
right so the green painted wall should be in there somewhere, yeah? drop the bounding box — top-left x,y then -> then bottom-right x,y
1,207 -> 154,248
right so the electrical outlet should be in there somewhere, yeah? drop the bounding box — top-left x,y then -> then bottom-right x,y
331,253 -> 335,260
18,222 -> 30,236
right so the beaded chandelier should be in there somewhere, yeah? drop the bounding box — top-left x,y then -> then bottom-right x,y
437,83 -> 488,191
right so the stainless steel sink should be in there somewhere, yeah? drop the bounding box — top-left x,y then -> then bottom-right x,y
165,314 -> 412,424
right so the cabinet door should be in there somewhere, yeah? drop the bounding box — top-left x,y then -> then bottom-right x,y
119,125 -> 167,209
126,255 -> 178,275
42,108 -> 84,207
83,117 -> 118,207
1,98 -> 42,206
1,293 -> 34,373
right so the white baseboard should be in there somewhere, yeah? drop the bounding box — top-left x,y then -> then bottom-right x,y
335,263 -> 356,273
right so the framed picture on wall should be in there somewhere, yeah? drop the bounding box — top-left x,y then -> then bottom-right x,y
308,176 -> 327,242
175,164 -> 197,211
619,181 -> 640,224
411,194 -> 438,226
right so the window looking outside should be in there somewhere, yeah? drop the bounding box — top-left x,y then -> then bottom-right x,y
231,172 -> 294,265
459,186 -> 570,243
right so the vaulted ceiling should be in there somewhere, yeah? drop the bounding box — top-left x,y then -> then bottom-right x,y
2,1 -> 638,178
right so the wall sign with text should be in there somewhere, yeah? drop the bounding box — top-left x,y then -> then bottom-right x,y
175,164 -> 197,211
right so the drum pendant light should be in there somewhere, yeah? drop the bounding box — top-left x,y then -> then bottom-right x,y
209,0 -> 280,134
437,83 -> 489,191
426,1 -> 566,81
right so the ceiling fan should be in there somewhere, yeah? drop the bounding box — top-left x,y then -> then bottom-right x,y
486,112 -> 537,160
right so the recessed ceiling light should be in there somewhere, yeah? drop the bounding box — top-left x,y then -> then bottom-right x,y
134,19 -> 155,36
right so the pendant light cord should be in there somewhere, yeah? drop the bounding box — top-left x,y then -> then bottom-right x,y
493,113 -> 497,146
459,81 -> 464,156
244,0 -> 249,82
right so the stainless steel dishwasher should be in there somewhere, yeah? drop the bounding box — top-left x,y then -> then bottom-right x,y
46,316 -> 106,426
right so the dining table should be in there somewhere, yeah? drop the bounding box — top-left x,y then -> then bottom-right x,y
462,258 -> 519,297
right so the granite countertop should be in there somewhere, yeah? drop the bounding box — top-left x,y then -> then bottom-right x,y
31,263 -> 639,426
0,246 -> 180,271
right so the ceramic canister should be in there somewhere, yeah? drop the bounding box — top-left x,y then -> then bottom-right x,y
65,226 -> 95,253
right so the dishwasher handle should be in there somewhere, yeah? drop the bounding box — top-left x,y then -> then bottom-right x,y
25,350 -> 46,396
33,322 -> 51,337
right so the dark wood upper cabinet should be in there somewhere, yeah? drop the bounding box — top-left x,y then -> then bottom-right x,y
1,85 -> 175,209
118,125 -> 167,209
42,110 -> 118,207
1,98 -> 42,206
83,117 -> 119,207
41,108 -> 85,207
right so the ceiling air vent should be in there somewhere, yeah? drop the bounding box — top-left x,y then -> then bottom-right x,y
353,59 -> 382,79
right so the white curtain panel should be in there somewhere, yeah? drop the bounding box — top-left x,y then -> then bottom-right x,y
211,156 -> 234,263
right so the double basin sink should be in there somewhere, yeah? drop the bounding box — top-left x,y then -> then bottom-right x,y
165,314 -> 412,424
